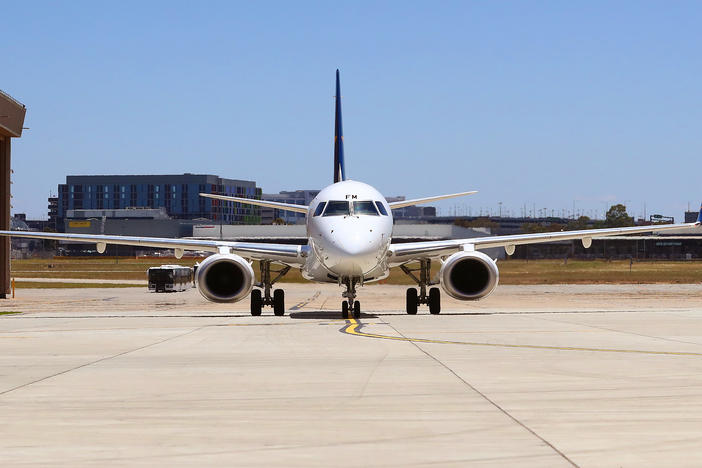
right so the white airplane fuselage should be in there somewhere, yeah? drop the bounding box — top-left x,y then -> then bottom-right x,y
303,180 -> 393,283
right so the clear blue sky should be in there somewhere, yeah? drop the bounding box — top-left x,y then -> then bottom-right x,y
3,1 -> 702,220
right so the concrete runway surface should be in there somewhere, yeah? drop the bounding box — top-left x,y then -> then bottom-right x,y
2,283 -> 702,467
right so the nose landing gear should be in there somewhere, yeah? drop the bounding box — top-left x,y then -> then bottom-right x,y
401,259 -> 441,315
341,277 -> 361,319
250,261 -> 290,316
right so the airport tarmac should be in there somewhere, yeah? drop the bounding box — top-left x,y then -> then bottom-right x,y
2,283 -> 702,467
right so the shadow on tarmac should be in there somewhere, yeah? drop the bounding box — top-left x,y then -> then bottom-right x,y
289,311 -> 379,320
288,310 -> 641,318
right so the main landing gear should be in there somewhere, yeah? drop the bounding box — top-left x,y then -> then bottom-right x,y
401,259 -> 441,315
250,261 -> 290,316
341,277 -> 361,319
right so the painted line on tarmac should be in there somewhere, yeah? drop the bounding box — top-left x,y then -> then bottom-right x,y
2,314 -> 274,319
288,291 -> 321,311
340,319 -> 702,356
3,297 -> 119,307
222,322 -> 319,327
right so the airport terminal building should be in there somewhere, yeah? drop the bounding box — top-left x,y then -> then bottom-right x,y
55,174 -> 262,230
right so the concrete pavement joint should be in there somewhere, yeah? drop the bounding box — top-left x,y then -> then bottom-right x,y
0,326 -> 207,397
376,317 -> 581,468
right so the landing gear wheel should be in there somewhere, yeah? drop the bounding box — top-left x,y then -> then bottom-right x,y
406,288 -> 418,315
429,287 -> 441,315
250,289 -> 262,316
342,301 -> 349,319
353,301 -> 361,318
273,289 -> 285,316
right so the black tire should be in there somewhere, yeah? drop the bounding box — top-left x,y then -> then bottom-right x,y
342,301 -> 349,319
406,288 -> 418,315
353,301 -> 361,318
251,289 -> 263,316
273,289 -> 285,316
429,287 -> 441,315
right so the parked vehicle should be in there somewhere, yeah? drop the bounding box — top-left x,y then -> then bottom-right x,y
148,265 -> 193,292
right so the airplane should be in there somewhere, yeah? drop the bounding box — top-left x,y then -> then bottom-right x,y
2,70 -> 701,318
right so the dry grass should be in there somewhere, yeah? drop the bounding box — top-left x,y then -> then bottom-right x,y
9,257 -> 702,286
11,257 -> 199,281
14,281 -> 142,289
497,259 -> 702,284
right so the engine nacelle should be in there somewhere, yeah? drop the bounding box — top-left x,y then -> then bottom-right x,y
195,254 -> 254,303
439,251 -> 499,301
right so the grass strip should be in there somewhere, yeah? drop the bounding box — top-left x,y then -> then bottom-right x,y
14,281 -> 143,289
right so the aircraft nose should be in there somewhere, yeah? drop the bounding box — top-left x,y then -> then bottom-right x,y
337,234 -> 377,257
319,222 -> 385,276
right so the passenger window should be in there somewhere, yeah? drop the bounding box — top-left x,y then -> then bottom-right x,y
322,200 -> 350,216
375,201 -> 388,216
353,201 -> 379,216
313,202 -> 326,217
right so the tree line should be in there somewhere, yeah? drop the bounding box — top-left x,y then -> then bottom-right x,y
454,204 -> 655,234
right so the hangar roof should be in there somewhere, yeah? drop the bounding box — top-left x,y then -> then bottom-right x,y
0,90 -> 26,138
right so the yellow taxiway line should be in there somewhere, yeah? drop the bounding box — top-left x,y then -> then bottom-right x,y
340,318 -> 702,357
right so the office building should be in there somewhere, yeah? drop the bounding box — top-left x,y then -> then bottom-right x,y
55,174 -> 261,230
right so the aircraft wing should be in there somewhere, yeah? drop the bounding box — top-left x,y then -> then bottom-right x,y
388,191 -> 478,209
0,231 -> 307,265
199,193 -> 309,214
389,216 -> 702,264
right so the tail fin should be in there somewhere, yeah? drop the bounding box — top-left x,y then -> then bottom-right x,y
333,69 -> 346,183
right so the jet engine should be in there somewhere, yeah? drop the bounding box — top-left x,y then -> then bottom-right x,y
195,254 -> 255,303
439,251 -> 499,300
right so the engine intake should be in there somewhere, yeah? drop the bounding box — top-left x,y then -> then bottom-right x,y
195,254 -> 254,303
439,251 -> 499,300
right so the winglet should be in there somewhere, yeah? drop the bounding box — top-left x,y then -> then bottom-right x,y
697,204 -> 702,224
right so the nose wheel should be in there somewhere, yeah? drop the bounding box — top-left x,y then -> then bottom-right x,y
341,300 -> 361,319
341,277 -> 361,319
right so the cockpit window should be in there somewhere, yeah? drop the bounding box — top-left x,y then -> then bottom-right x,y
313,202 -> 326,217
374,201 -> 388,216
353,201 -> 379,216
322,200 -> 350,216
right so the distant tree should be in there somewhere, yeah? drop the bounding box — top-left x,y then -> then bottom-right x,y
565,216 -> 592,231
603,204 -> 634,227
521,223 -> 564,233
454,217 -> 499,230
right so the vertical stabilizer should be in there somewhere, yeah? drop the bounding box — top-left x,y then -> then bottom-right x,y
333,70 -> 346,183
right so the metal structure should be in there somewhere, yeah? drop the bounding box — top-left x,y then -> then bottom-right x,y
0,90 -> 26,298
